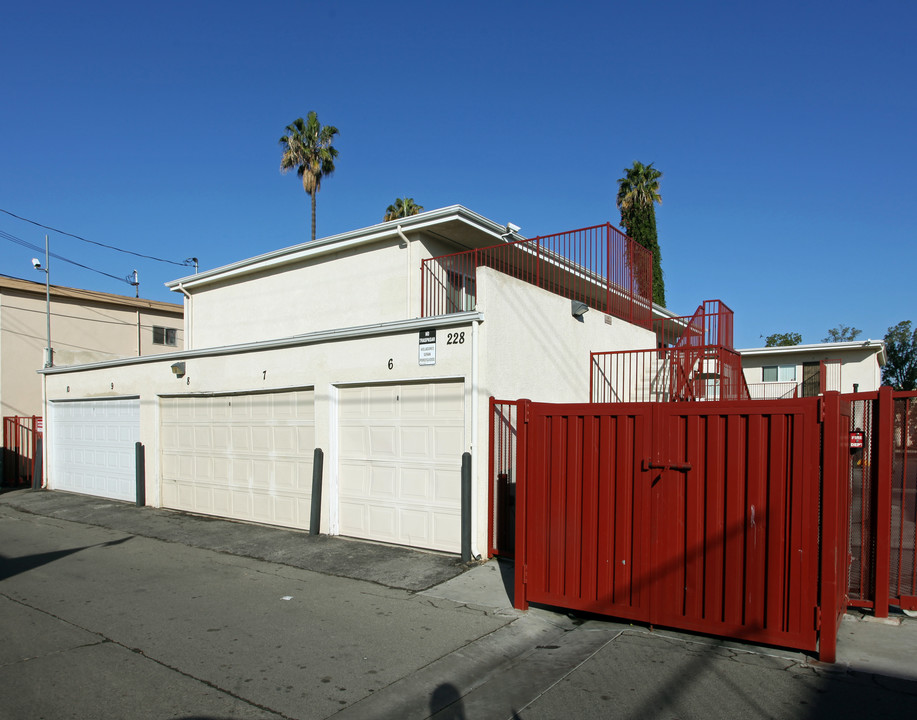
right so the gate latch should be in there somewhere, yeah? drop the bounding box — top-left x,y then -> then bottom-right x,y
642,459 -> 692,472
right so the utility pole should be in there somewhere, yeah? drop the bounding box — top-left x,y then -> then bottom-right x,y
32,235 -> 52,367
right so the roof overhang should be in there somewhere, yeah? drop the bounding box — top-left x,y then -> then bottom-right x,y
737,340 -> 887,366
166,205 -> 513,294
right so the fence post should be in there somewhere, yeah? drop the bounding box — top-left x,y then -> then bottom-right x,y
310,448 -> 324,535
461,452 -> 472,562
818,391 -> 843,663
135,442 -> 146,507
487,397 -> 495,557
32,437 -> 43,490
514,400 -> 530,611
874,385 -> 894,618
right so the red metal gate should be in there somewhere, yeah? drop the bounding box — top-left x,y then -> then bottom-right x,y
2,415 -> 43,488
512,395 -> 850,662
847,387 -> 917,616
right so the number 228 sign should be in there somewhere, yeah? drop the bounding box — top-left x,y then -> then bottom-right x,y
419,328 -> 436,366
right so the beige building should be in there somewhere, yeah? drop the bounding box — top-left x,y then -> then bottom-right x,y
0,275 -> 184,419
38,206 -> 660,556
739,340 -> 886,399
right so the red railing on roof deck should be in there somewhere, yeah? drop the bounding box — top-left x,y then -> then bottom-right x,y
420,223 -> 654,329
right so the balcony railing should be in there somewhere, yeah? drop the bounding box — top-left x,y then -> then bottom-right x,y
747,382 -> 800,400
420,223 -> 654,329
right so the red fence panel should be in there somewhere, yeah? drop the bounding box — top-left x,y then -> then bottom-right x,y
845,388 -> 917,616
514,397 -> 844,660
2,415 -> 42,487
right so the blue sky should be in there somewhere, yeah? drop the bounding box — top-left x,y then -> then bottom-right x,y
2,0 -> 914,348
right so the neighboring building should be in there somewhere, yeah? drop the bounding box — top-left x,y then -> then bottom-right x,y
739,340 -> 886,399
38,205 -> 661,557
1,275 -> 184,419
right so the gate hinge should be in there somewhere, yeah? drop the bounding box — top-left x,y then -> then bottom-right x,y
818,398 -> 825,422
523,564 -> 528,584
815,606 -> 822,630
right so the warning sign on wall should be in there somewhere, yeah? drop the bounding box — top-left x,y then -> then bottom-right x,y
419,328 -> 436,366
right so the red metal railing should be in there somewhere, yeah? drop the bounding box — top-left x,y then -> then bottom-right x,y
591,346 -> 750,403
2,415 -> 42,487
653,299 -> 736,350
421,223 -> 654,329
591,300 -> 749,403
488,398 -> 518,558
747,382 -> 799,400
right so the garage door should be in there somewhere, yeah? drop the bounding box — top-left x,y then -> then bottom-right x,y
48,398 -> 140,502
338,381 -> 464,552
160,390 -> 315,529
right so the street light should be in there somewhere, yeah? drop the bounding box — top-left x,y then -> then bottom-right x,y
31,234 -> 52,367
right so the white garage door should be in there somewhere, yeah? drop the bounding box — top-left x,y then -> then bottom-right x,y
160,390 -> 315,529
338,381 -> 465,552
48,398 -> 140,502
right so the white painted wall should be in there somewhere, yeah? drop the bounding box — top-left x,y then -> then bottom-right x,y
475,267 -> 657,403
183,230 -> 474,350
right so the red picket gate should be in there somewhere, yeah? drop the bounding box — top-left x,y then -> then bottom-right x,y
511,394 -> 850,662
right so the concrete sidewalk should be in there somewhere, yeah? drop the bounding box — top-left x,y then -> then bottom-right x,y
2,488 -> 916,719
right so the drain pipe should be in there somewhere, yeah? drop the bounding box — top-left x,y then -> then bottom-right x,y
396,225 -> 412,317
175,283 -> 192,350
470,315 -> 482,560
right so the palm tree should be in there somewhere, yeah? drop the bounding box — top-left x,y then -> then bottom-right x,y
279,112 -> 339,241
384,197 -> 424,221
616,161 -> 665,307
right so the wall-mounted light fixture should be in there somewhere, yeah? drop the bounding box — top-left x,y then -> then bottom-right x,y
501,222 -> 521,241
171,361 -> 186,378
571,300 -> 589,320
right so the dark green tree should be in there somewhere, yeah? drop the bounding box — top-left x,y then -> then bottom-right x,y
764,332 -> 802,347
616,161 -> 665,306
384,197 -> 424,221
279,111 -> 340,241
823,324 -> 862,342
882,320 -> 917,390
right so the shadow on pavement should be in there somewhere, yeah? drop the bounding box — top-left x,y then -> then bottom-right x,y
0,535 -> 132,582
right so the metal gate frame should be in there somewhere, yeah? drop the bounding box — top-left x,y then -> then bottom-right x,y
511,393 -> 850,662
847,386 -> 917,616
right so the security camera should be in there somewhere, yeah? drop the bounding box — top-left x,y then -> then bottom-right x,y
506,222 -> 521,234
31,258 -> 42,269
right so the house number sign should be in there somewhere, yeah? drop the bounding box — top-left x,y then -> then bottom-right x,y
419,328 -> 436,366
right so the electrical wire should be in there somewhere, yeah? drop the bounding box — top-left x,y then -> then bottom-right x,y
0,229 -> 131,284
0,207 -> 194,267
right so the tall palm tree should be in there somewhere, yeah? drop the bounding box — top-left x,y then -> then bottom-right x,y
384,197 -> 424,221
616,161 -> 665,307
279,112 -> 339,241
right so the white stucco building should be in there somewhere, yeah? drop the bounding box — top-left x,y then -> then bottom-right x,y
38,206 -> 660,557
739,340 -> 886,399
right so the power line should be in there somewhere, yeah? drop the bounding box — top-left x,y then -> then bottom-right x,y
0,207 -> 194,267
0,229 -> 131,285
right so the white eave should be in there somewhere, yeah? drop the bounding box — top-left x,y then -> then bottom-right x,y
165,205 -> 512,293
737,340 -> 887,365
37,311 -> 483,375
